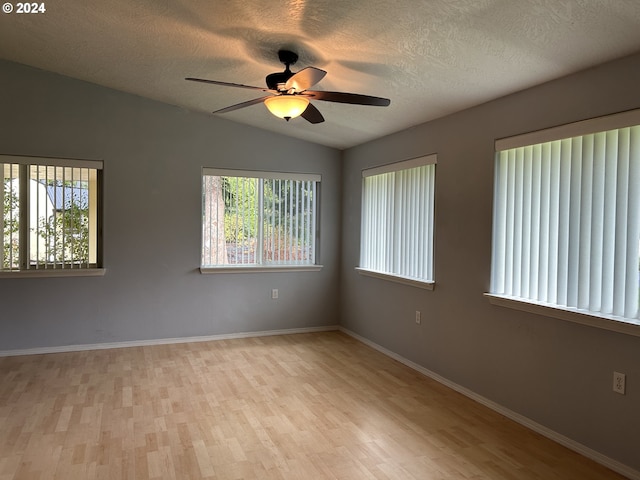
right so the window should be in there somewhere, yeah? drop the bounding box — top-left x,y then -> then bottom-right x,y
201,168 -> 320,271
358,155 -> 436,287
490,109 -> 640,325
1,155 -> 103,275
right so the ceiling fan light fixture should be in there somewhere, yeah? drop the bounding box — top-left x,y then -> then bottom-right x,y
264,95 -> 309,121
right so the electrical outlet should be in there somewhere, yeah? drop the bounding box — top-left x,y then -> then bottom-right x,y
613,372 -> 626,395
271,289 -> 279,299
415,311 -> 421,325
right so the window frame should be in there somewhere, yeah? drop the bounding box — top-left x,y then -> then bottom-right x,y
357,154 -> 437,289
0,154 -> 105,278
200,168 -> 322,274
487,109 -> 640,337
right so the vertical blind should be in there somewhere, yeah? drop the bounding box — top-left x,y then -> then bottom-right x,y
360,155 -> 436,282
202,169 -> 319,267
491,110 -> 640,320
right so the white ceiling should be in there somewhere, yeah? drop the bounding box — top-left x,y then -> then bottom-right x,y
1,0 -> 640,149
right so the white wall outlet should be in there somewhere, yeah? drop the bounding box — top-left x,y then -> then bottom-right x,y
613,372 -> 626,395
415,311 -> 421,325
271,289 -> 279,299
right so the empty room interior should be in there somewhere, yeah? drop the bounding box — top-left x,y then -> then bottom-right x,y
1,1 -> 640,479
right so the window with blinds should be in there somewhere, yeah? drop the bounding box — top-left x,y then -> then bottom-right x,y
359,155 -> 436,285
1,155 -> 103,272
491,109 -> 640,322
201,168 -> 320,269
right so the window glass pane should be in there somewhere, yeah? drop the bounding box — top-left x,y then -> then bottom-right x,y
2,163 -> 20,270
263,179 -> 316,265
202,172 -> 318,268
28,165 -> 95,268
202,175 -> 229,266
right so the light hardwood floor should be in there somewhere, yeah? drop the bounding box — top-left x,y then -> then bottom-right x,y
0,331 -> 624,479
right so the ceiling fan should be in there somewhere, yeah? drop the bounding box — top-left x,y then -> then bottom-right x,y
186,50 -> 391,124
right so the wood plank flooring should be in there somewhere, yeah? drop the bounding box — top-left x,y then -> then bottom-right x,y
0,331 -> 625,479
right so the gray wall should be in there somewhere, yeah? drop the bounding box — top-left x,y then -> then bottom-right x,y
2,52 -> 640,473
340,51 -> 640,472
0,60 -> 342,349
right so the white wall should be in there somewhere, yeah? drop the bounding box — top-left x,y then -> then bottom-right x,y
0,59 -> 342,349
340,52 -> 640,473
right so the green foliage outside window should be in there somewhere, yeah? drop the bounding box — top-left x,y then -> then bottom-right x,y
37,200 -> 90,265
2,179 -> 90,268
2,180 -> 19,269
223,177 -> 258,244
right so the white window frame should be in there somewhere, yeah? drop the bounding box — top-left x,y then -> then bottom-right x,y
200,168 -> 322,273
487,109 -> 640,337
357,154 -> 437,289
0,154 -> 105,278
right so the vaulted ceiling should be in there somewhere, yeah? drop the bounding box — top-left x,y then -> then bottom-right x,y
1,0 -> 640,149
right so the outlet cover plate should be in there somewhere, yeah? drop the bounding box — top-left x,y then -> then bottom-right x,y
613,372 -> 626,395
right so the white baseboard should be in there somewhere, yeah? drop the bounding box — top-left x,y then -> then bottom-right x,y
339,326 -> 639,480
0,325 -> 340,357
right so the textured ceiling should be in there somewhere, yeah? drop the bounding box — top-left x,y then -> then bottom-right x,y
1,0 -> 640,149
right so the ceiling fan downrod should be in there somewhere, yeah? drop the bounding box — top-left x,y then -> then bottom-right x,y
266,50 -> 299,91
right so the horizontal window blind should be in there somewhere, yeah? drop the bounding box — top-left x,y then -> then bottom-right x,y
491,113 -> 640,320
202,170 -> 319,268
360,155 -> 436,282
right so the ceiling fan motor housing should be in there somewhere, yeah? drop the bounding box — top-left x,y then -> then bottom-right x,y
266,71 -> 294,90
266,50 -> 299,90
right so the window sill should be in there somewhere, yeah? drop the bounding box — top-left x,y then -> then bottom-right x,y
485,293 -> 640,338
355,267 -> 435,290
0,268 -> 106,279
200,265 -> 323,274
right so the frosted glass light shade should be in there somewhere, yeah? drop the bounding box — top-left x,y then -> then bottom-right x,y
264,95 -> 309,120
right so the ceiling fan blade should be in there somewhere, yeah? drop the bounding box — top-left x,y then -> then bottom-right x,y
186,77 -> 275,93
301,103 -> 325,124
285,67 -> 327,92
213,96 -> 271,114
304,90 -> 390,107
